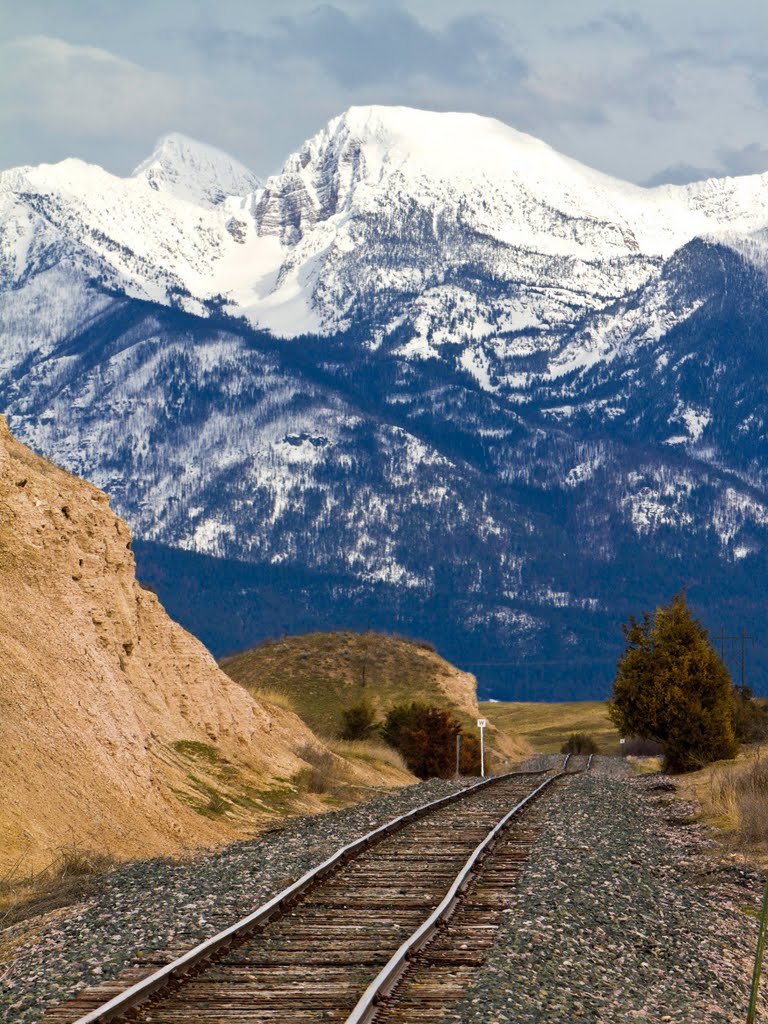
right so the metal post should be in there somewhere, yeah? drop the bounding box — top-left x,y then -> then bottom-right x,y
455,733 -> 461,778
477,718 -> 487,778
747,875 -> 768,1023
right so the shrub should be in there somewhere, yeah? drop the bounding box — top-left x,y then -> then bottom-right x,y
560,733 -> 599,755
608,593 -> 737,772
339,700 -> 379,740
381,702 -> 461,779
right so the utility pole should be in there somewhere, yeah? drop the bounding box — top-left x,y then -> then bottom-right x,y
718,627 -> 754,690
455,733 -> 461,778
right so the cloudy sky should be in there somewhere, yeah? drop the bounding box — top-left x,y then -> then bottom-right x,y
2,0 -> 767,185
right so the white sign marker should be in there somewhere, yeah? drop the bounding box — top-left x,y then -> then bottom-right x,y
477,719 -> 487,776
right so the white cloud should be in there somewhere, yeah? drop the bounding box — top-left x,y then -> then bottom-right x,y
0,36 -> 186,168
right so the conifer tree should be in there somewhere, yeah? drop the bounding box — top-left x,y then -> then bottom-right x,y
608,592 -> 737,772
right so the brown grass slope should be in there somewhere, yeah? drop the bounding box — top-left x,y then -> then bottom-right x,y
0,418 -> 412,880
481,700 -> 619,755
221,632 -> 529,765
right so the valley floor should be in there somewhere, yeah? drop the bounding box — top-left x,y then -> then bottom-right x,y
1,761 -> 765,1023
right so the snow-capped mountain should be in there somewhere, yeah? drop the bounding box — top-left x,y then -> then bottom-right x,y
133,133 -> 261,209
2,106 -> 768,698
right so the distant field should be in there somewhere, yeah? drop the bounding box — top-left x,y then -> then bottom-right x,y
480,700 -> 620,755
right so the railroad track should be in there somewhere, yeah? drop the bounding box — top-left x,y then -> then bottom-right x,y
43,754 -> 592,1024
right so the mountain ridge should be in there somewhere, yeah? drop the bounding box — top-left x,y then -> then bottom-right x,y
2,106 -> 768,699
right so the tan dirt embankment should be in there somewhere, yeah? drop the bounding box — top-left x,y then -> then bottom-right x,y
0,417 -> 410,879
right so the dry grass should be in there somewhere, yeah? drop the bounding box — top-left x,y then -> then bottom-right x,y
249,688 -> 299,713
481,700 -> 619,755
629,755 -> 664,775
0,845 -> 118,928
327,738 -> 410,773
690,751 -> 768,845
294,743 -> 339,795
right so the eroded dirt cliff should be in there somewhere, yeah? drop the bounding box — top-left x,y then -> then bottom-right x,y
0,417 -> 373,876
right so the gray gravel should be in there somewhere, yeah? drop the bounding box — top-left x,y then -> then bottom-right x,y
0,777 -> 471,1024
453,756 -> 767,1023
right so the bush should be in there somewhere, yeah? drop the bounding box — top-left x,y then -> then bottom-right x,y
560,733 -> 599,755
339,700 -> 379,740
608,593 -> 737,772
381,702 -> 461,779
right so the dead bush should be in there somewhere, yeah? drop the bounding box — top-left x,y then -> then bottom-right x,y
0,845 -> 117,928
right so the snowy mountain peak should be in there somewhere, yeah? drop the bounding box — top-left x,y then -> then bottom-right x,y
132,132 -> 261,208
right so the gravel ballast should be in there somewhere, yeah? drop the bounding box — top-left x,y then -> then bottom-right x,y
452,756 -> 766,1023
2,759 -> 766,1024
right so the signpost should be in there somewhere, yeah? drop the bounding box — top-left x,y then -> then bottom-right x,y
477,718 -> 487,778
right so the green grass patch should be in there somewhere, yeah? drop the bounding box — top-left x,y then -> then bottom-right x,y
172,740 -> 221,761
172,740 -> 239,782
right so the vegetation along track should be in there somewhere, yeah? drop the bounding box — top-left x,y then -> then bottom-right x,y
43,755 -> 592,1024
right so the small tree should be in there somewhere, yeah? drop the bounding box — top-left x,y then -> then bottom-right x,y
339,700 -> 378,740
608,593 -> 737,772
382,702 -> 461,779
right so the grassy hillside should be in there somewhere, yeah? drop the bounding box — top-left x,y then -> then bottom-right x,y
221,631 -> 480,735
481,700 -> 619,755
221,632 -> 528,766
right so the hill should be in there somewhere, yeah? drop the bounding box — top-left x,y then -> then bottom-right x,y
0,419 -> 412,880
220,631 -> 528,766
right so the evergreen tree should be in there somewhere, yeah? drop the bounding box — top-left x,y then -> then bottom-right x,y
608,593 -> 737,772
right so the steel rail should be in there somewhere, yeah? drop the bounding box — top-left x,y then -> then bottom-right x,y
68,764 -> 557,1024
345,752 -> 588,1024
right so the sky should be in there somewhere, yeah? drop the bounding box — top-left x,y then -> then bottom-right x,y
2,0 -> 768,186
